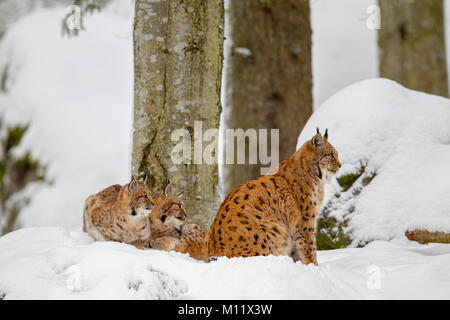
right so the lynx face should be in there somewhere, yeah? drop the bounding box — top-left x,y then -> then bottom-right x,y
150,183 -> 187,238
83,174 -> 155,247
159,195 -> 187,230
126,179 -> 155,220
311,129 -> 342,182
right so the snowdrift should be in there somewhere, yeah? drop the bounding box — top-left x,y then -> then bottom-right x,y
0,227 -> 449,299
298,78 -> 450,245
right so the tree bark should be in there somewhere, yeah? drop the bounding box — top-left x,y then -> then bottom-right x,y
223,0 -> 312,194
378,0 -> 448,97
132,0 -> 224,228
405,229 -> 450,244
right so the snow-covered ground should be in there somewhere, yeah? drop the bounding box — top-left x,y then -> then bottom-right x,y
0,227 -> 449,299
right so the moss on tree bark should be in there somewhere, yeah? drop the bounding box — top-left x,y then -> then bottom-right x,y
132,0 -> 224,228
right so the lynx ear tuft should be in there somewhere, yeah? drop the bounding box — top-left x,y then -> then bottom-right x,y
324,128 -> 328,140
316,127 -> 320,134
128,177 -> 138,193
164,182 -> 173,197
138,171 -> 148,184
311,132 -> 324,148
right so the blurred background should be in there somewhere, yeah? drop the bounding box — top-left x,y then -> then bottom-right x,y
0,0 -> 448,238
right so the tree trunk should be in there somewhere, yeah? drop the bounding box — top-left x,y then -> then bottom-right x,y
132,0 -> 224,228
378,0 -> 448,97
223,0 -> 312,194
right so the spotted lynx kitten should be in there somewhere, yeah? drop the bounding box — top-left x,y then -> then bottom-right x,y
83,175 -> 154,249
150,183 -> 208,260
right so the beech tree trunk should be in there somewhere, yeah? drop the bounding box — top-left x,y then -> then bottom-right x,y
378,0 -> 448,97
132,0 -> 224,228
223,0 -> 312,194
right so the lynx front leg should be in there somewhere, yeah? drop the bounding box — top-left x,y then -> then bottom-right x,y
151,236 -> 180,251
293,225 -> 318,266
131,240 -> 151,250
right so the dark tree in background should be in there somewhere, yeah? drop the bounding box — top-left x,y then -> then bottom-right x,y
378,0 -> 449,97
223,0 -> 313,194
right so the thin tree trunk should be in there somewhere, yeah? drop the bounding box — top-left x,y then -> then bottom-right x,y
223,0 -> 312,194
378,0 -> 448,97
132,0 -> 224,228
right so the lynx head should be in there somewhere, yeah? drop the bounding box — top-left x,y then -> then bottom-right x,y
309,127 -> 342,183
125,174 -> 154,219
150,182 -> 187,237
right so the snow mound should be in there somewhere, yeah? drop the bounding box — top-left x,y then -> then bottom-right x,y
298,78 -> 450,244
0,227 -> 187,299
1,227 -> 450,299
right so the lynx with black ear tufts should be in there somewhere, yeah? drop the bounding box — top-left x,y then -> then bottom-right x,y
205,128 -> 342,265
83,178 -> 154,249
311,128 -> 324,148
138,171 -> 148,184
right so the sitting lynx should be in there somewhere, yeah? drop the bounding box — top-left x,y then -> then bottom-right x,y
83,175 -> 154,249
150,183 -> 208,260
206,129 -> 341,265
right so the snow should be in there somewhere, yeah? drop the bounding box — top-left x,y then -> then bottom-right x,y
0,227 -> 449,299
297,78 -> 450,244
0,1 -> 133,229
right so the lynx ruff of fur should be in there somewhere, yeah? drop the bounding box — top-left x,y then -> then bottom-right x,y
206,129 -> 341,265
149,183 -> 208,261
83,176 -> 154,249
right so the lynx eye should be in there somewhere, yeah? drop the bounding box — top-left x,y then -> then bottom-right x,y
131,210 -> 137,216
161,215 -> 167,222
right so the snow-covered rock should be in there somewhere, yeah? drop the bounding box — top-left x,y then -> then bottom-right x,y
0,227 -> 449,299
298,78 -> 450,245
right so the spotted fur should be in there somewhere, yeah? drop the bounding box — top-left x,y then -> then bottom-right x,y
149,183 -> 208,260
206,129 -> 341,265
83,175 -> 154,249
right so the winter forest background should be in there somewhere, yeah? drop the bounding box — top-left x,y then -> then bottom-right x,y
0,0 -> 450,299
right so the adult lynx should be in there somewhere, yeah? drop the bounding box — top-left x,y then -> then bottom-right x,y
206,129 -> 341,265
